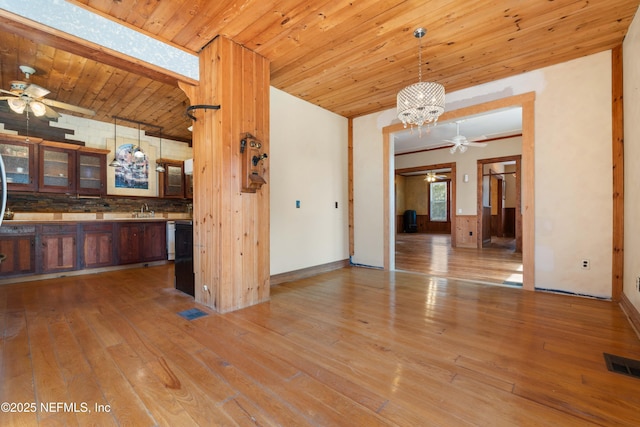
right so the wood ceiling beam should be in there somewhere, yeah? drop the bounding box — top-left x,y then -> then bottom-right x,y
0,11 -> 197,88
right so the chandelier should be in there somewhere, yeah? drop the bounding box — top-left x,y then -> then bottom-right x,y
397,28 -> 445,133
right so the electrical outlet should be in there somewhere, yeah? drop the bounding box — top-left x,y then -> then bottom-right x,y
636,277 -> 640,292
581,259 -> 590,270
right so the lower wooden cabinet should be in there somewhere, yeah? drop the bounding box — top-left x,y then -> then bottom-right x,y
81,223 -> 115,268
141,222 -> 166,261
0,225 -> 37,277
117,221 -> 167,265
0,220 -> 168,280
40,224 -> 78,274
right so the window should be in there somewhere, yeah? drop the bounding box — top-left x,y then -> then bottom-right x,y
429,181 -> 448,222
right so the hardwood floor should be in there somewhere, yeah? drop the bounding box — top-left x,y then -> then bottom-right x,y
1,264 -> 640,426
396,233 -> 524,286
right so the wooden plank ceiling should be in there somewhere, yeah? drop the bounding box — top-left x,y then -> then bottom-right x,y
0,0 -> 638,144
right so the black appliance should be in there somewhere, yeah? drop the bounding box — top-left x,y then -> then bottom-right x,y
174,220 -> 194,296
403,210 -> 417,233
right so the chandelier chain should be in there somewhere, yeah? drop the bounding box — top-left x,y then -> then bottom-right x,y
418,34 -> 422,83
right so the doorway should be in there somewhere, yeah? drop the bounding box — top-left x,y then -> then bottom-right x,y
383,92 -> 535,289
477,156 -> 522,253
395,162 -> 456,237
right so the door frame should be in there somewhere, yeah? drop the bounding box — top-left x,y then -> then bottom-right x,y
477,155 -> 522,252
395,162 -> 456,240
383,92 -> 535,290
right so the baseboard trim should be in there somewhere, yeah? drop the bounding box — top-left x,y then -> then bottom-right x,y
270,259 -> 350,286
619,292 -> 640,339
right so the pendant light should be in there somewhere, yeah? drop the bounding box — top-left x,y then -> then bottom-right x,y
109,117 -> 120,167
133,123 -> 145,159
155,131 -> 165,172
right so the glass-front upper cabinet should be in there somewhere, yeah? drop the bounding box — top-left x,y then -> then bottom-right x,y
39,144 -> 75,193
159,160 -> 185,198
0,138 -> 37,191
77,151 -> 106,195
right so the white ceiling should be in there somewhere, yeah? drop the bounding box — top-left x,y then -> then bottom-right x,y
393,107 -> 523,154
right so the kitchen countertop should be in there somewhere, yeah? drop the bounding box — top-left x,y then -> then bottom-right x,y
3,212 -> 192,223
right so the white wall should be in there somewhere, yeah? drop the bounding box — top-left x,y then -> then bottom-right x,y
353,50 -> 614,297
352,113 -> 385,267
624,9 -> 640,311
269,87 -> 349,275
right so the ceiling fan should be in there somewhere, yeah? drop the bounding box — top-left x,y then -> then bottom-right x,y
424,171 -> 447,182
0,65 -> 96,119
444,120 -> 488,154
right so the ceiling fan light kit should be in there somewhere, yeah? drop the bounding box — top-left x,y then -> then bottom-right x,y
1,65 -> 96,119
397,28 -> 445,134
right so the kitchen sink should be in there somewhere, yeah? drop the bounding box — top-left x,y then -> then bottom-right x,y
132,211 -> 155,218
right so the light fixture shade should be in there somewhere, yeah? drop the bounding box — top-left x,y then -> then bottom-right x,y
7,98 -> 26,114
133,147 -> 145,159
29,101 -> 46,117
109,157 -> 121,167
397,81 -> 445,128
155,164 -> 166,173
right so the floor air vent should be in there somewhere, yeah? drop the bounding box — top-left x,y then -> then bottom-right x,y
603,353 -> 640,379
178,308 -> 209,321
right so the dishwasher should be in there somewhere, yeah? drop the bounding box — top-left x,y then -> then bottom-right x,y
166,220 -> 176,260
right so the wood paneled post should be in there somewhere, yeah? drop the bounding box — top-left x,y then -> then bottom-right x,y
179,36 -> 270,313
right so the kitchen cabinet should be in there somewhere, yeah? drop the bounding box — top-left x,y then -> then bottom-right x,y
117,223 -> 143,264
81,223 -> 114,268
77,149 -> 107,195
158,159 -> 185,198
0,225 -> 37,277
142,222 -> 166,261
39,144 -> 76,193
117,221 -> 166,264
0,138 -> 38,191
39,224 -> 78,274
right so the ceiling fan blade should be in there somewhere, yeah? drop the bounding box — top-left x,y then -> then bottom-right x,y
40,98 -> 95,116
464,141 -> 488,147
471,135 -> 488,141
0,89 -> 18,96
43,104 -> 61,119
23,84 -> 50,99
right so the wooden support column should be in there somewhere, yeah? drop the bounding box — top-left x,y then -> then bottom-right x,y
179,36 -> 270,313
